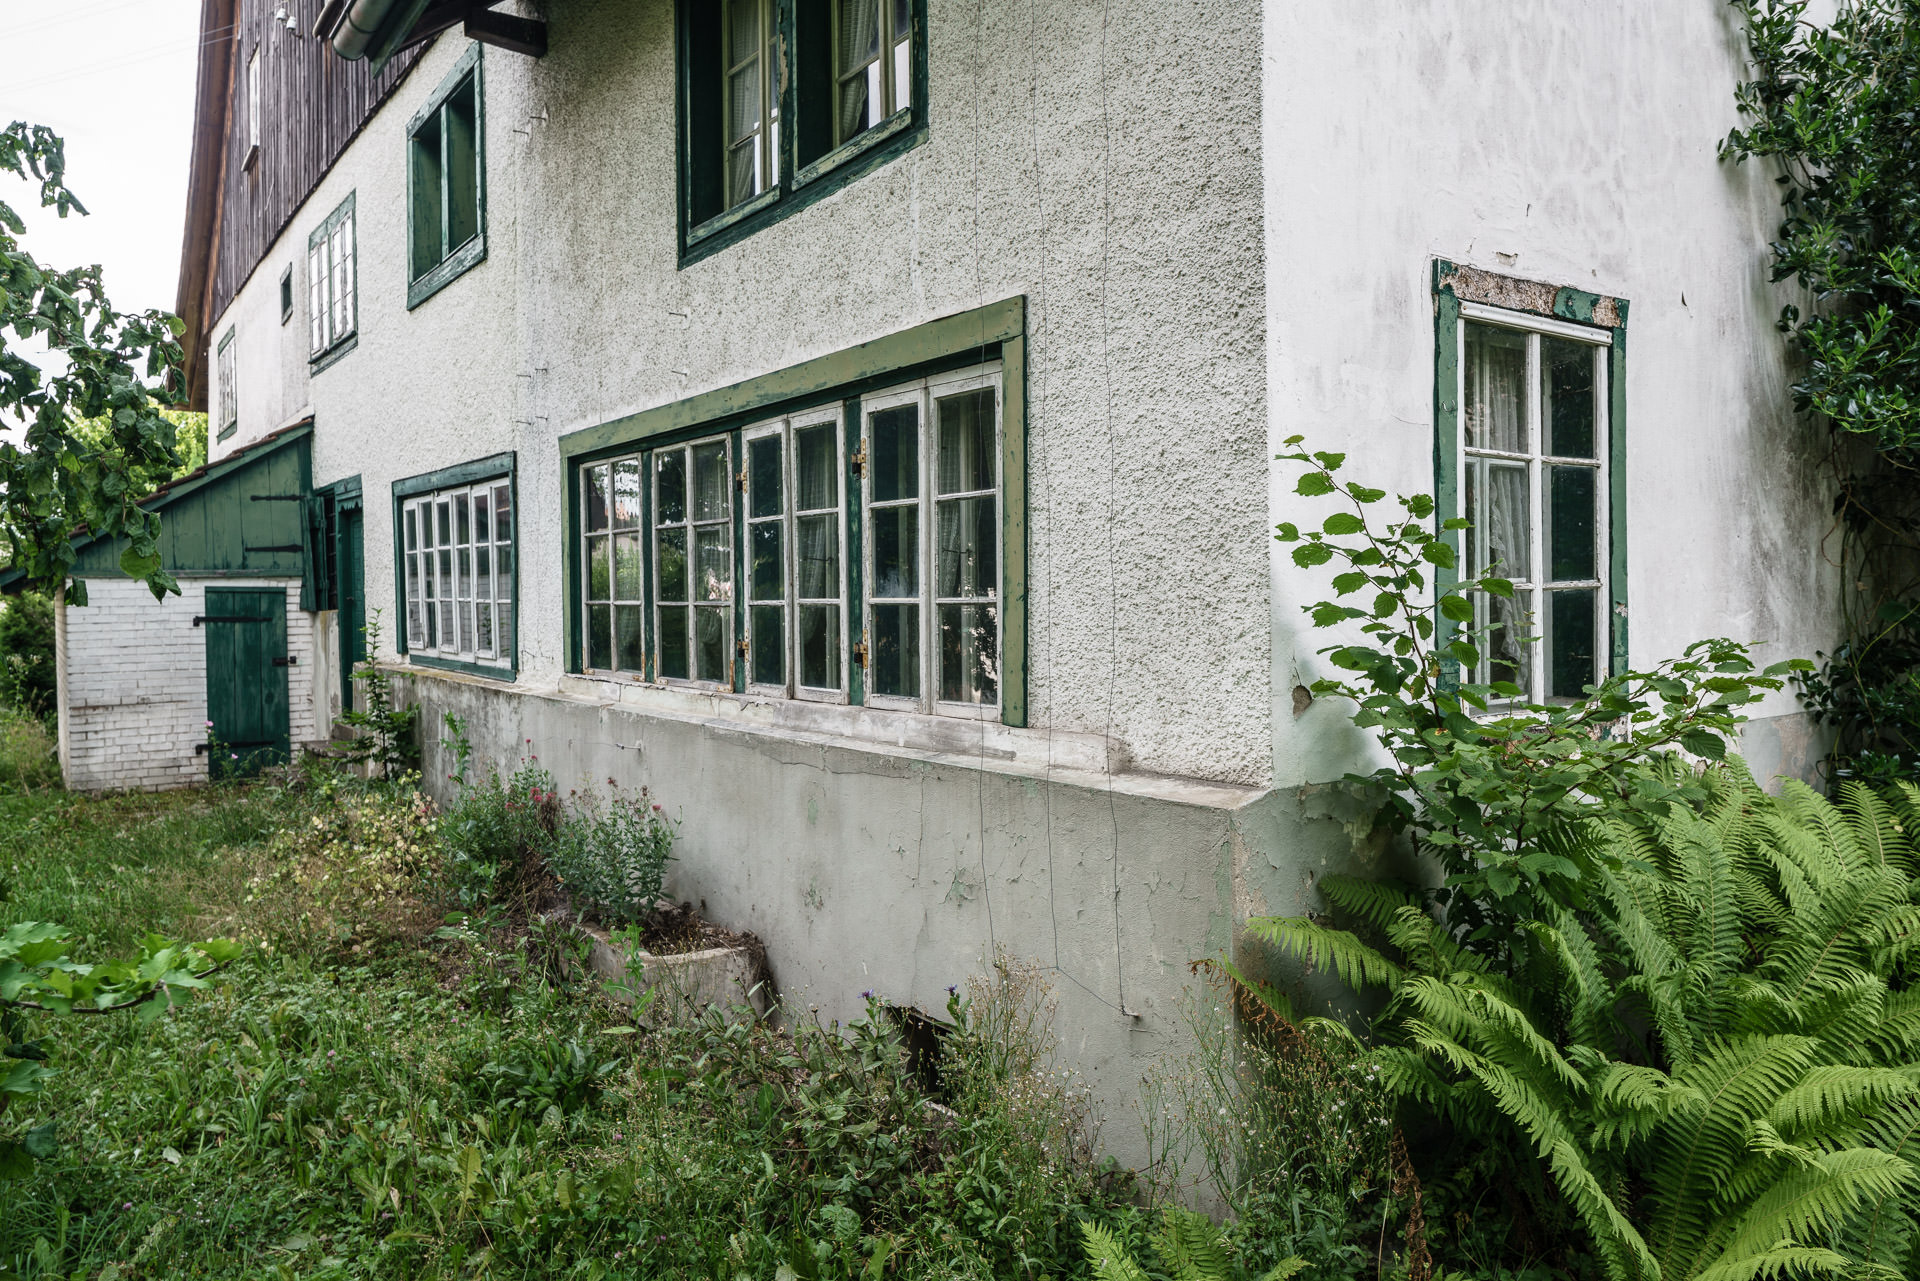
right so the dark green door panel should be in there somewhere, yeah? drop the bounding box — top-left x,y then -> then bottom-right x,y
204,587 -> 291,780
339,506 -> 366,711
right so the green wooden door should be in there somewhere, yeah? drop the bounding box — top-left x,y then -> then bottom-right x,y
338,505 -> 366,711
204,587 -> 291,779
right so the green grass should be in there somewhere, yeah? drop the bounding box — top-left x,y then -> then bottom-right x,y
0,774 -> 1144,1280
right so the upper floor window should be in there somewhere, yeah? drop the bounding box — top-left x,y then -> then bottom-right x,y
216,328 -> 237,441
246,49 -> 261,160
307,193 -> 357,368
406,43 -> 485,309
574,363 -> 1000,716
396,457 -> 517,675
1452,307 -> 1612,703
679,0 -> 926,260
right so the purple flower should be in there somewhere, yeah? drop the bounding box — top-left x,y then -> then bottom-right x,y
946,985 -> 957,996
862,989 -> 874,1000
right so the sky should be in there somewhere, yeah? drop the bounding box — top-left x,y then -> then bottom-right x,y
1,0 -> 204,318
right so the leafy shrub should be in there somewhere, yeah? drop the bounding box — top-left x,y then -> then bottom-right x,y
1797,599 -> 1920,785
337,611 -> 419,778
243,781 -> 440,951
1082,1209 -> 1305,1281
0,706 -> 57,791
546,784 -> 676,923
436,759 -> 559,910
0,592 -> 54,722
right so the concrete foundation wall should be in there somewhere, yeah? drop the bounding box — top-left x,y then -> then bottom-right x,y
60,579 -> 320,792
395,665 -> 1361,1166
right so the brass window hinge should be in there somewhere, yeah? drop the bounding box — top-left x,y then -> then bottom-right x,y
851,442 -> 867,478
852,640 -> 869,666
736,638 -> 750,657
737,467 -> 749,492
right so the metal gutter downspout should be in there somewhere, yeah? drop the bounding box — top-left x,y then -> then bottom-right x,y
331,0 -> 399,59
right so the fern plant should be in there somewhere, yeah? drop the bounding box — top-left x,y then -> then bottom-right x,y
1081,1209 -> 1306,1281
1247,767 -> 1920,1281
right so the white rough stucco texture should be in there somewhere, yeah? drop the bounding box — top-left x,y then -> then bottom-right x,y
207,1 -> 1273,789
60,579 -> 319,792
1263,1 -> 1839,788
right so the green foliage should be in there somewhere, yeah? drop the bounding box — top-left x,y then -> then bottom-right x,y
1723,2 -> 1920,782
0,123 -> 187,601
0,779 -> 1142,1279
337,610 -> 418,778
71,410 -> 207,495
1081,1209 -> 1306,1281
0,706 -> 56,792
1275,439 -> 1806,943
436,757 -> 560,910
0,593 -> 53,722
1251,766 -> 1920,1281
547,785 -> 677,924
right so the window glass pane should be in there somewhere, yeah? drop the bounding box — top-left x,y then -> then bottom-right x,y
658,606 -> 691,679
892,29 -> 909,114
939,604 -> 997,704
613,459 -> 643,528
475,544 -> 492,608
408,123 -> 444,278
1547,465 -> 1597,582
459,595 -> 474,654
692,442 -> 731,521
1485,464 -> 1530,582
728,142 -> 758,208
586,464 -> 611,533
728,64 -> 761,144
871,506 -> 918,597
750,522 -> 782,601
1487,592 -> 1530,694
1543,337 -> 1597,459
656,451 -> 687,525
797,513 -> 838,599
405,507 -> 418,552
1549,588 -> 1598,700
936,496 -> 996,598
473,493 -> 490,548
446,81 -> 479,251
1463,460 -> 1478,577
870,404 -> 919,503
589,604 -> 613,671
840,0 -> 880,66
838,75 -> 870,144
615,532 -> 644,600
871,603 -> 919,698
1465,323 -> 1527,453
477,597 -> 494,657
694,607 -> 729,682
799,604 -> 840,690
796,422 -> 838,510
658,529 -> 689,601
695,528 -> 733,601
494,484 -> 512,543
587,534 -> 611,602
436,500 -> 452,546
616,605 -> 646,673
308,246 -> 325,352
406,555 -> 423,647
751,605 -> 783,685
455,493 -> 471,546
937,388 -> 995,493
749,435 -> 783,519
728,0 -> 760,67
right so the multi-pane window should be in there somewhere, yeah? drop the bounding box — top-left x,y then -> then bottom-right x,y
834,0 -> 911,144
216,328 -> 237,439
723,0 -> 780,210
402,479 -> 515,668
682,0 -> 922,242
864,372 -> 1000,711
1457,309 -> 1610,703
575,364 -> 998,715
307,194 -> 356,361
407,48 -> 483,301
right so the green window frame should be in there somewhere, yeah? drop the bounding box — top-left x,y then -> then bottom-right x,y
307,191 -> 358,373
216,327 -> 237,441
560,297 -> 1029,725
676,0 -> 929,265
391,452 -> 518,680
406,42 -> 486,310
1432,261 -> 1629,702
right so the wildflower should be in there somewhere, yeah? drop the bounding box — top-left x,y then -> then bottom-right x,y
862,989 -> 874,1000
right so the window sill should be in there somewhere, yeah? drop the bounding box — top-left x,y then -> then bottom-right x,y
309,332 -> 358,375
217,419 -> 238,441
792,110 -> 913,189
406,235 -> 487,310
678,113 -> 928,269
243,144 -> 259,173
405,652 -> 517,682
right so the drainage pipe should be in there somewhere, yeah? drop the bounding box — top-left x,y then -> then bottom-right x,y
330,0 -> 399,60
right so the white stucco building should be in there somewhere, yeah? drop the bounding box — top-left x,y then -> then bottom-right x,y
47,0 -> 1840,1153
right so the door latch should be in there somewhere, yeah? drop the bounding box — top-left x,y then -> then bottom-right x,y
272,656 -> 298,667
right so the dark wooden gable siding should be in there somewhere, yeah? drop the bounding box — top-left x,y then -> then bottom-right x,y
210,1 -> 425,327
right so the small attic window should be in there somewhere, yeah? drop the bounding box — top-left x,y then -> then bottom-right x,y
279,264 -> 293,323
245,49 -> 261,168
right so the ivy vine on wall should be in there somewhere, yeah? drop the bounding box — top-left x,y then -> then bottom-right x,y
1725,0 -> 1920,782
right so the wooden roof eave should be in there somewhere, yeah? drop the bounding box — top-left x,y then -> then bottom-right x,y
174,0 -> 240,414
